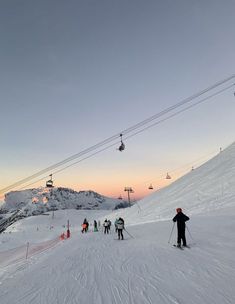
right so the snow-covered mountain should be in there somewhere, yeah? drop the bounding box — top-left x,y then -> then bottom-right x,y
1,187 -> 128,216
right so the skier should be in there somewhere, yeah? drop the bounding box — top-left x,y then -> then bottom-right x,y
81,223 -> 87,233
107,220 -> 111,233
103,219 -> 109,234
114,218 -> 118,233
82,218 -> 89,233
172,208 -> 189,247
116,217 -> 125,240
94,220 -> 98,232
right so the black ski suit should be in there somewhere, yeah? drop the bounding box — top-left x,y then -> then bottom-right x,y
172,212 -> 189,246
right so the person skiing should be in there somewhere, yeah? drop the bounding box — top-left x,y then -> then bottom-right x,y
172,208 -> 189,247
94,220 -> 98,232
81,223 -> 87,233
116,217 -> 125,240
107,220 -> 111,233
82,218 -> 89,233
114,218 -> 118,233
103,219 -> 109,234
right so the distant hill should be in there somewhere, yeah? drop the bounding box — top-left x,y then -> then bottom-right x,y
1,187 -> 129,216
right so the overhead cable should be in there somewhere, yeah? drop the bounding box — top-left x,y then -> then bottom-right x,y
0,75 -> 234,195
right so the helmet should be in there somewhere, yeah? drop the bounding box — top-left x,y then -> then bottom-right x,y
176,208 -> 182,213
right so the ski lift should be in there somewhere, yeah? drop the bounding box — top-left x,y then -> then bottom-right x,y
46,174 -> 54,188
191,166 -> 194,171
118,195 -> 123,200
118,134 -> 125,151
166,173 -> 171,179
124,187 -> 134,193
148,184 -> 153,190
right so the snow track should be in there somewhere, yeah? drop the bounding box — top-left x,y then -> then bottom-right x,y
1,212 -> 235,304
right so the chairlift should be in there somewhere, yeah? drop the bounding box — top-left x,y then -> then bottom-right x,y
166,173 -> 171,179
118,134 -> 125,151
148,184 -> 153,190
46,174 -> 54,188
191,166 -> 194,171
118,195 -> 123,200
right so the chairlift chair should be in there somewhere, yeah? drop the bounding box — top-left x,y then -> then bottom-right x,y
148,184 -> 153,190
118,134 -> 125,151
166,173 -> 171,179
46,174 -> 54,188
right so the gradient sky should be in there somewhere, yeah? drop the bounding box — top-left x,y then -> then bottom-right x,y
1,0 -> 235,201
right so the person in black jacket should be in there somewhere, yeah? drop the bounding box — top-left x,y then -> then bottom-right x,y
172,208 -> 189,247
116,217 -> 125,240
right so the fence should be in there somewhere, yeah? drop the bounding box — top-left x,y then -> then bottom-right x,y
0,237 -> 61,268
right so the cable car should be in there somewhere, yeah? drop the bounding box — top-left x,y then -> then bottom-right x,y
166,173 -> 171,179
46,174 -> 54,188
148,184 -> 153,190
118,134 -> 125,151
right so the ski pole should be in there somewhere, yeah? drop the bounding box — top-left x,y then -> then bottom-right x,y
168,222 -> 175,244
186,225 -> 195,244
124,228 -> 134,239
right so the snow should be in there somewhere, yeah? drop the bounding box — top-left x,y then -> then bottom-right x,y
0,142 -> 235,304
2,188 -> 128,216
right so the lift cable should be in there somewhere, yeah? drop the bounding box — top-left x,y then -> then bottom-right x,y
0,75 -> 234,195
14,83 -> 234,192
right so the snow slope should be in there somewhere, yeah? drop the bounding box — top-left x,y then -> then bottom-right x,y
106,141 -> 235,225
0,141 -> 235,304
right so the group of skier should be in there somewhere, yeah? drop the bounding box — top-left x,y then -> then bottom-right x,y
102,218 -> 125,240
81,217 -> 126,240
81,208 -> 189,246
82,218 -> 99,232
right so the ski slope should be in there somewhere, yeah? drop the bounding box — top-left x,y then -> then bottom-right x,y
0,142 -> 235,304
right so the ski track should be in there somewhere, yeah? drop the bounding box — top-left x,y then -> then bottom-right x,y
1,217 -> 235,304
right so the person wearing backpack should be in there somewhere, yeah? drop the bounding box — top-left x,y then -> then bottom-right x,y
116,217 -> 125,240
172,208 -> 189,247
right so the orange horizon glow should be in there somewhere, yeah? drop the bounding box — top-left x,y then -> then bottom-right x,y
0,170 -> 184,203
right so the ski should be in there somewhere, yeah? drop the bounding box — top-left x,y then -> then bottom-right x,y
173,244 -> 191,249
173,244 -> 184,250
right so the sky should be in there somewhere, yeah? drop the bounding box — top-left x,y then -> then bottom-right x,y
0,0 -> 235,201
